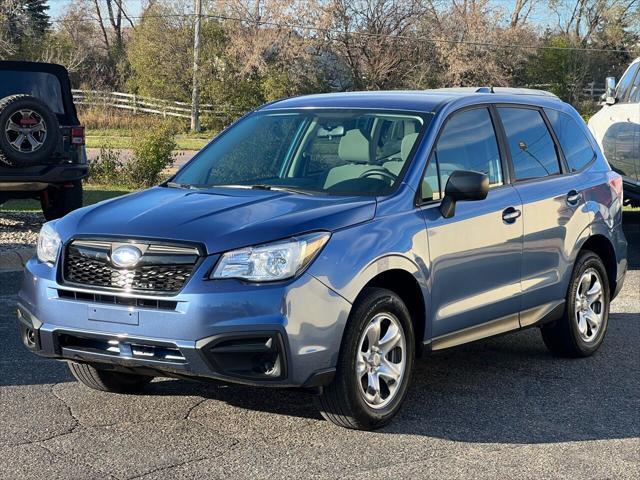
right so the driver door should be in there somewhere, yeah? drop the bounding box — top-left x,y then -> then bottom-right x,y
419,107 -> 524,346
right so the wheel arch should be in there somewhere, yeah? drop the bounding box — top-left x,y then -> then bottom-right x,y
352,265 -> 428,357
576,233 -> 618,296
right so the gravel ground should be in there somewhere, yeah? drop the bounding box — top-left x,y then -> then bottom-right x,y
0,211 -> 43,252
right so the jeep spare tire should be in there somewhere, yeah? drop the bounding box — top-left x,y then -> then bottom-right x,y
0,94 -> 59,167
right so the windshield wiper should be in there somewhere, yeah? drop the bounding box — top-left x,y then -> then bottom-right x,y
249,184 -> 313,195
166,181 -> 200,189
211,184 -> 313,195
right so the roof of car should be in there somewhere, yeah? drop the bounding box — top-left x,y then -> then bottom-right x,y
261,87 -> 563,114
0,61 -> 70,79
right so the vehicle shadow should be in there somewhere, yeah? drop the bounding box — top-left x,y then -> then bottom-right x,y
142,311 -> 639,444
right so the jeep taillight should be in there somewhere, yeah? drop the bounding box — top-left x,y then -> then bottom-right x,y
71,126 -> 85,145
607,171 -> 623,202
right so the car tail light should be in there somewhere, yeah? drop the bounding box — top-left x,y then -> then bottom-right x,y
71,126 -> 85,145
607,171 -> 623,202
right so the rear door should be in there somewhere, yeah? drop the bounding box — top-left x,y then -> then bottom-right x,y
496,106 -> 581,325
419,106 -> 524,343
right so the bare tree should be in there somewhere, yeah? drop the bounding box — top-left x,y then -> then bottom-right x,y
321,0 -> 433,90
510,0 -> 538,27
214,0 -> 322,74
425,0 -> 538,87
87,0 -> 136,51
550,0 -> 639,43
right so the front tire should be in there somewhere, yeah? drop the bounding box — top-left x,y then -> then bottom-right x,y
68,362 -> 154,393
541,251 -> 610,357
316,288 -> 415,430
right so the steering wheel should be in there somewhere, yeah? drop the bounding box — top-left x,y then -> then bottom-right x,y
358,168 -> 398,182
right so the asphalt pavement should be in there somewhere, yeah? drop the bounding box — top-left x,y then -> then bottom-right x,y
0,216 -> 638,479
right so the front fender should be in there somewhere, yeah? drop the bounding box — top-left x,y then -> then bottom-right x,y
307,211 -> 431,334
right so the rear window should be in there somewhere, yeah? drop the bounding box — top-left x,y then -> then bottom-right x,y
545,109 -> 595,172
0,71 -> 65,114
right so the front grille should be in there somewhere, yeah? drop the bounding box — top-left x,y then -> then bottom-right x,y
62,239 -> 200,294
57,289 -> 178,311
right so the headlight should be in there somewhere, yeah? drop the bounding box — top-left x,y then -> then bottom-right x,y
211,232 -> 330,282
36,222 -> 61,265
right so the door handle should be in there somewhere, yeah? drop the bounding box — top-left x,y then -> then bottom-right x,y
567,190 -> 581,205
502,207 -> 521,223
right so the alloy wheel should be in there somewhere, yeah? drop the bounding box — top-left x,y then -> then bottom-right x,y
575,268 -> 605,343
355,312 -> 406,409
5,109 -> 47,153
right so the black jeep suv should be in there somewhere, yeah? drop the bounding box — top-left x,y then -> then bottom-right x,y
0,61 -> 86,220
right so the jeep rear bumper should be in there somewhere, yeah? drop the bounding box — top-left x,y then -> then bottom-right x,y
0,163 -> 87,190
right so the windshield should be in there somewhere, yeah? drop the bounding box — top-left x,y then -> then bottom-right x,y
172,109 -> 429,196
0,71 -> 65,114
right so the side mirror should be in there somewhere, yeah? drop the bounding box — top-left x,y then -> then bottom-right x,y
440,170 -> 489,219
605,77 -> 617,105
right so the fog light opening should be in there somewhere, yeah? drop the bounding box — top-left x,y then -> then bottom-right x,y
252,353 -> 281,377
23,327 -> 37,348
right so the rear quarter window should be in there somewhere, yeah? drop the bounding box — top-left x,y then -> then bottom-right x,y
0,71 -> 65,114
545,109 -> 595,172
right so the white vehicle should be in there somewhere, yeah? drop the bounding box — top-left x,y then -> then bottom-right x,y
588,58 -> 640,206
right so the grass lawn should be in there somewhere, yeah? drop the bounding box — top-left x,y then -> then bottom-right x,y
0,185 -> 133,212
86,128 -> 212,150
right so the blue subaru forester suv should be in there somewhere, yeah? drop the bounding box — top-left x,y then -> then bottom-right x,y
18,88 -> 627,430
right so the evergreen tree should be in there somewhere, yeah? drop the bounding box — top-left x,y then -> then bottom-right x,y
23,0 -> 50,35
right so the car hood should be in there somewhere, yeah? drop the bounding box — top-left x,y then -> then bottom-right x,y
56,186 -> 376,254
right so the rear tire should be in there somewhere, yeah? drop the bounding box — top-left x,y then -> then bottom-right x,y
541,251 -> 610,357
68,362 -> 154,393
41,180 -> 83,220
316,287 -> 415,430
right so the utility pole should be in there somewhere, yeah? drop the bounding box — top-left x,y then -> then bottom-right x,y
190,0 -> 202,132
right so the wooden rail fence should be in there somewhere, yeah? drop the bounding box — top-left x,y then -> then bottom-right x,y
71,90 -> 233,119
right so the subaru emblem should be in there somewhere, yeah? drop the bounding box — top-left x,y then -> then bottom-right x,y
111,245 -> 142,269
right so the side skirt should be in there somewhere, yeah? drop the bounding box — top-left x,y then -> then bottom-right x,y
426,300 -> 565,352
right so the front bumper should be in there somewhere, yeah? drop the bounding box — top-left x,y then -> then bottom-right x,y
18,258 -> 351,388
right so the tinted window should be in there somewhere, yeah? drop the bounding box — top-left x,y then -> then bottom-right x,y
498,107 -> 560,180
424,108 -> 502,199
0,71 -> 65,114
616,62 -> 639,103
545,109 -> 595,171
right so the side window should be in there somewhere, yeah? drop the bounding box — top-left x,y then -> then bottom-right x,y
616,63 -> 639,103
628,69 -> 640,103
498,107 -> 561,181
545,109 -> 596,172
422,108 -> 502,200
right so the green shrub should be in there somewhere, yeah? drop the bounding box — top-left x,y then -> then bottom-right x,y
87,145 -> 125,185
125,125 -> 177,188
